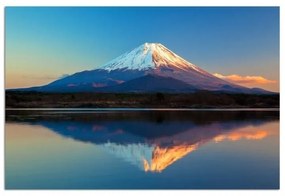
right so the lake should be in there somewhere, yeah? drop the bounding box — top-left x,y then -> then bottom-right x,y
5,109 -> 279,189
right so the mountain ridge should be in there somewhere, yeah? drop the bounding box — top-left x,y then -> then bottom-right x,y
9,42 -> 275,94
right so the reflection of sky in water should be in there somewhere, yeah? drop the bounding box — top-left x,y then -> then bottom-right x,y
5,112 -> 279,189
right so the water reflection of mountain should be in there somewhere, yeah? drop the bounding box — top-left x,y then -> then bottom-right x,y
6,110 -> 279,172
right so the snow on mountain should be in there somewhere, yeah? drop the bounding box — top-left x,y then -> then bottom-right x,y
99,43 -> 207,74
99,43 -> 155,71
97,42 -> 243,91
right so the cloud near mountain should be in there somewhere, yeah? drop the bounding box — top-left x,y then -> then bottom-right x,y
213,73 -> 276,87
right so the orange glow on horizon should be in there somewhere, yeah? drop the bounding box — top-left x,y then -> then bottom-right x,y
213,73 -> 276,85
213,73 -> 278,91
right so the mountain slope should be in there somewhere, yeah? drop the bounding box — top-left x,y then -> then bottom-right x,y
26,69 -> 145,92
99,74 -> 197,93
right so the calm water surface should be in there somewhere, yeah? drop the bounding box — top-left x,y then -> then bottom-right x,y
5,110 -> 279,189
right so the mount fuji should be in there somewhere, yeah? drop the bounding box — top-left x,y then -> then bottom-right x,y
15,43 -> 272,94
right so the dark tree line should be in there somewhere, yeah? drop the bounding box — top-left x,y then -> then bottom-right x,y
5,91 -> 279,108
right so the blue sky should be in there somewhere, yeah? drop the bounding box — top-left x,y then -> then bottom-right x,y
5,7 -> 279,91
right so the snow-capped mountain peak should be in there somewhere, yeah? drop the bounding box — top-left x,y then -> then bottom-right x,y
99,43 -> 155,71
99,42 -> 206,73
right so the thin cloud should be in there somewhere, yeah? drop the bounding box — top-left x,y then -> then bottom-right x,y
213,73 -> 276,86
58,74 -> 70,79
22,75 -> 58,80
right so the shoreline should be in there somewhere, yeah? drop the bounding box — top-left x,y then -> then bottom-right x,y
5,108 -> 280,111
6,91 -> 279,109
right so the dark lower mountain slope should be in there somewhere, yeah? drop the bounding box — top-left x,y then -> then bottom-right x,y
98,74 -> 197,93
